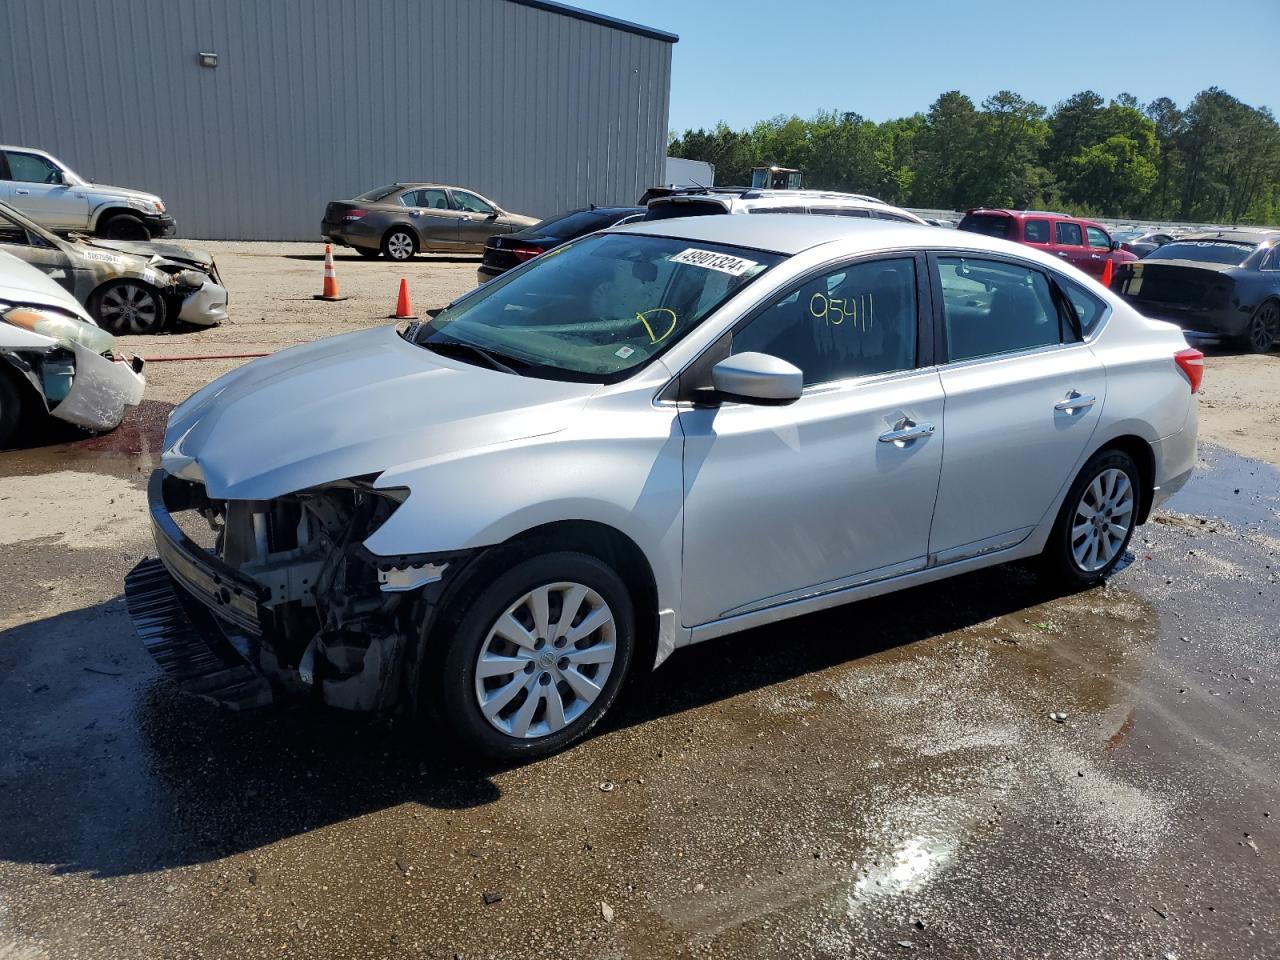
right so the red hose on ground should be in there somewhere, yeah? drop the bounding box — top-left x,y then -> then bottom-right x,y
139,352 -> 272,362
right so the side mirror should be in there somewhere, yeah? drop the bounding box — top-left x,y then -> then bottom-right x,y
1111,240 -> 1122,251
48,171 -> 65,185
710,352 -> 803,405
486,211 -> 499,220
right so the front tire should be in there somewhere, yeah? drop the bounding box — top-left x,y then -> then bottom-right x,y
355,247 -> 382,260
91,280 -> 168,334
1041,449 -> 1141,588
1240,300 -> 1279,354
99,213 -> 151,241
424,551 -> 635,762
382,229 -> 417,262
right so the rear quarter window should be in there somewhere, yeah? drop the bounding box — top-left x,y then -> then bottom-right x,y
644,199 -> 730,220
1024,219 -> 1050,243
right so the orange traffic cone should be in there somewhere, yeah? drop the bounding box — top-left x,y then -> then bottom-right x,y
389,278 -> 417,319
1100,257 -> 1114,288
313,244 -> 347,301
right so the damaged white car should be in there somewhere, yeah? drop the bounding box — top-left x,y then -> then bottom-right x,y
0,250 -> 146,447
127,216 -> 1198,762
0,200 -> 227,334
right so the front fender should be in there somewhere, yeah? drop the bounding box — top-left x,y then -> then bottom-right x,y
365,428 -> 686,614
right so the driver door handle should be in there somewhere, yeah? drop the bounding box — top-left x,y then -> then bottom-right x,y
879,421 -> 935,444
15,189 -> 30,195
1055,391 -> 1096,413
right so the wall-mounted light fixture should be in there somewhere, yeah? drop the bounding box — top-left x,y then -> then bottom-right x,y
198,52 -> 218,68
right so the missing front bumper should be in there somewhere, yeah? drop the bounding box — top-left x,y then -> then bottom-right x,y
124,558 -> 273,710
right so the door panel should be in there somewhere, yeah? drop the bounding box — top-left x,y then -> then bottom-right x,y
452,190 -> 500,249
929,250 -> 1107,559
679,371 -> 946,625
400,188 -> 459,249
1052,220 -> 1090,274
2,152 -> 88,229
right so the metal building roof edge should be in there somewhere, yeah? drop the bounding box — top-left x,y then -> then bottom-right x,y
504,0 -> 678,42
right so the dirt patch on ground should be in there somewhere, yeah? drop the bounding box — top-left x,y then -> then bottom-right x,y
125,241 -> 480,407
1199,353 -> 1280,465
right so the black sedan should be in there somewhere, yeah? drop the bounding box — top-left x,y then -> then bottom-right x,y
476,205 -> 643,283
1111,230 -> 1280,353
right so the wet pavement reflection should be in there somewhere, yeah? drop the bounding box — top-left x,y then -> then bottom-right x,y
0,428 -> 1277,958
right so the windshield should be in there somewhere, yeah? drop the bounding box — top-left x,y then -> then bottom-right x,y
354,184 -> 401,203
958,214 -> 1012,239
405,233 -> 781,382
1145,241 -> 1253,266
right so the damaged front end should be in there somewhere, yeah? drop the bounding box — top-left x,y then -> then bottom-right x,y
127,470 -> 454,713
0,303 -> 146,437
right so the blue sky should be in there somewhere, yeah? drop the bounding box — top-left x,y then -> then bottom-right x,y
584,0 -> 1280,133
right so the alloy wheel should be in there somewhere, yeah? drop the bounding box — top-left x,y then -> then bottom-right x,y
1249,302 -> 1279,353
386,232 -> 415,260
474,581 -> 617,739
98,283 -> 161,333
1071,467 -> 1135,573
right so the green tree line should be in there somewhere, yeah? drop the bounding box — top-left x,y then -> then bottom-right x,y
668,88 -> 1280,224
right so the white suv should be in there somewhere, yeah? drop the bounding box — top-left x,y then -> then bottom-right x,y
0,146 -> 175,241
646,189 -> 927,224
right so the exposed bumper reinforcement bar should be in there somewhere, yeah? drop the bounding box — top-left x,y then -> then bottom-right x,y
147,469 -> 266,636
125,558 -> 273,710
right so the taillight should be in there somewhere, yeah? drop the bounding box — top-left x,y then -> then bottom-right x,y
343,208 -> 368,221
511,245 -> 545,263
1174,347 -> 1204,393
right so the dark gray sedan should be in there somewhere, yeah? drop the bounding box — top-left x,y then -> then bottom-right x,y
322,184 -> 538,261
1111,229 -> 1280,353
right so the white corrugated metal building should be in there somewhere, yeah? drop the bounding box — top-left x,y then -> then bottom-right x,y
0,0 -> 676,240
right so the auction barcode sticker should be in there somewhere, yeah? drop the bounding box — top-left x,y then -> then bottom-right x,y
669,248 -> 760,276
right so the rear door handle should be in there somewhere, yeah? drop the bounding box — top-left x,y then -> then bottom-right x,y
1055,392 -> 1096,413
15,189 -> 30,195
879,421 -> 935,444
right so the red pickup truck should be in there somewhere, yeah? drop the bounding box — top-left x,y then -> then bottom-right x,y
957,209 -> 1138,280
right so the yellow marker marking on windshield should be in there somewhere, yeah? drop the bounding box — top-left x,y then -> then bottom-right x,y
637,308 -> 678,344
810,292 -> 875,330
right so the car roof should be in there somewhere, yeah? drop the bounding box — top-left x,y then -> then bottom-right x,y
0,249 -> 94,321
965,208 -> 1075,219
614,213 -> 1033,258
1176,229 -> 1279,245
0,145 -> 54,156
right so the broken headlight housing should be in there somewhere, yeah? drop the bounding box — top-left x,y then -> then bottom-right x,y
2,305 -> 117,356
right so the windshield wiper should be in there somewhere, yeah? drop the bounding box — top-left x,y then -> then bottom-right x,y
424,339 -> 521,375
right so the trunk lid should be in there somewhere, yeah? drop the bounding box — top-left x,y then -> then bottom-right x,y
1113,261 -> 1237,309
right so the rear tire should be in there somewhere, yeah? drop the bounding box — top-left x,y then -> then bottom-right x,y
1240,300 -> 1279,354
1040,448 -> 1141,588
99,213 -> 151,241
382,229 -> 417,262
0,369 -> 24,448
421,550 -> 635,763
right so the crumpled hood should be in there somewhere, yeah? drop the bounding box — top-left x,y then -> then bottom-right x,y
163,325 -> 599,500
86,238 -> 215,269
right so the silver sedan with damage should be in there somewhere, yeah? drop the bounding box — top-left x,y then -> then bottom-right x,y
0,200 -> 227,334
127,215 -> 1200,761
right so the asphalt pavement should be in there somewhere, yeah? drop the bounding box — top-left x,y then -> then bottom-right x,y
1,418 -> 1277,959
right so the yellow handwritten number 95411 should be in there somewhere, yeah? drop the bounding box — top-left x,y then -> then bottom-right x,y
810,292 -> 875,330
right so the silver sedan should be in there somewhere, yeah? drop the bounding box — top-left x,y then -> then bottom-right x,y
130,215 -> 1200,761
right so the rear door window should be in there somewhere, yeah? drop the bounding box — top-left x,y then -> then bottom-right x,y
1055,222 -> 1084,246
1023,219 -> 1050,244
936,256 -> 1062,362
731,258 -> 918,386
1056,276 -> 1108,337
414,188 -> 449,210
